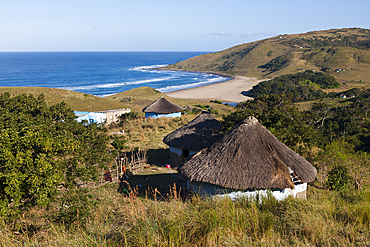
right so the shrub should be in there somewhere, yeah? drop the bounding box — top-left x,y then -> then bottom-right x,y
111,139 -> 128,151
327,165 -> 351,190
0,93 -> 112,219
118,112 -> 138,122
56,189 -> 97,229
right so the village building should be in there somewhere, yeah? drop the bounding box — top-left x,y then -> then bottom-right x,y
74,108 -> 131,125
142,97 -> 183,119
100,109 -> 132,124
178,116 -> 317,200
163,112 -> 223,168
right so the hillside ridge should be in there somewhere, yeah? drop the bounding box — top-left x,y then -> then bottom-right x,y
166,28 -> 370,87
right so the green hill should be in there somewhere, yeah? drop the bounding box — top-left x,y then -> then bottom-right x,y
105,86 -> 233,116
0,87 -> 130,111
0,86 -> 232,115
166,28 -> 370,87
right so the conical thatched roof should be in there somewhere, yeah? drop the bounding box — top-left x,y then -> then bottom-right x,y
163,113 -> 223,151
178,116 -> 317,190
142,97 -> 183,114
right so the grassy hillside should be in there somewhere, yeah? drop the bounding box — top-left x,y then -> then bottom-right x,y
166,28 -> 370,87
2,183 -> 369,246
0,86 -> 233,115
1,85 -> 369,246
0,87 -> 129,111
105,86 -> 233,116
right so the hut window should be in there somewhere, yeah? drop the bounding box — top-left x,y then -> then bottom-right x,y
183,149 -> 190,158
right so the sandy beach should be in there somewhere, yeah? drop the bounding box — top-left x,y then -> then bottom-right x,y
165,75 -> 264,103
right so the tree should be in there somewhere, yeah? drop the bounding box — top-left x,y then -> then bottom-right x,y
0,93 -> 112,219
221,94 -> 319,154
318,141 -> 369,190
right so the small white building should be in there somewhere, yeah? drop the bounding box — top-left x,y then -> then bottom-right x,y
75,108 -> 131,125
99,109 -> 132,124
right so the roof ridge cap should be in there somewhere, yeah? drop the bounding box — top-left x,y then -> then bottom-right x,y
243,116 -> 258,125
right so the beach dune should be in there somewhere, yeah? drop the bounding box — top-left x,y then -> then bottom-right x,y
165,75 -> 263,103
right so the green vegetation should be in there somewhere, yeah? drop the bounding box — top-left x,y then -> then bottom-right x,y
193,104 -> 219,114
248,70 -> 340,102
258,55 -> 289,73
0,87 -> 130,111
2,35 -> 370,244
105,86 -> 232,117
1,185 -> 369,246
223,91 -> 370,153
0,90 -> 370,246
118,111 -> 139,122
220,93 -> 370,216
222,94 -> 318,154
210,99 -> 223,104
0,93 -> 112,220
280,30 -> 370,49
166,28 -> 370,86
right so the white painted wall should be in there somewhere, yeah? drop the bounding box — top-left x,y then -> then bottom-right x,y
214,183 -> 307,201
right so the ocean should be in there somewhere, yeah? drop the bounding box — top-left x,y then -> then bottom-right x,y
0,52 -> 229,97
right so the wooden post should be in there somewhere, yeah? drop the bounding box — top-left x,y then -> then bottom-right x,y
120,157 -> 124,176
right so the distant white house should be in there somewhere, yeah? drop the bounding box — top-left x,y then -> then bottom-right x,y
74,108 -> 131,125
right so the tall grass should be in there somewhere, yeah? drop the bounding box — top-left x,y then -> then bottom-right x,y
1,184 -> 369,246
108,115 -> 196,150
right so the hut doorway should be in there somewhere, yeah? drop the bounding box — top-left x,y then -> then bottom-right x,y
183,149 -> 190,158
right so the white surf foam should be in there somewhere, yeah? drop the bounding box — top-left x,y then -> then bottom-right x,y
63,77 -> 173,91
129,64 -> 168,71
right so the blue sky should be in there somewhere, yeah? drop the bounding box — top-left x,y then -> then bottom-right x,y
1,0 -> 369,52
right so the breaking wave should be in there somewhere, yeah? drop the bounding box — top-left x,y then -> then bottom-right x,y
129,64 -> 168,71
63,77 -> 173,91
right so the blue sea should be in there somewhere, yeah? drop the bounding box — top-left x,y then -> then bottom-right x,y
0,52 -> 229,97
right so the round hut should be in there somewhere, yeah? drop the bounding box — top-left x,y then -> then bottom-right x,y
178,116 -> 317,200
142,97 -> 183,119
163,113 -> 223,168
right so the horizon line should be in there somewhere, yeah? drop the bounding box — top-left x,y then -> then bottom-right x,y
0,50 -> 215,53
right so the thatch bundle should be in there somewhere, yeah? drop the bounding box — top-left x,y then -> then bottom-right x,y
178,116 -> 317,190
142,97 -> 183,114
163,113 -> 222,151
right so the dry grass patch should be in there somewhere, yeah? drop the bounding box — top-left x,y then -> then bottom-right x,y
2,185 -> 369,246
108,114 -> 197,151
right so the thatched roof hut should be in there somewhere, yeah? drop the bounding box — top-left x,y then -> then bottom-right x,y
163,113 -> 223,168
179,116 -> 317,192
163,113 -> 222,151
142,97 -> 183,114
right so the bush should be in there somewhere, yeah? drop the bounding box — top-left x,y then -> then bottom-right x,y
56,189 -> 97,229
248,71 -> 339,102
327,165 -> 351,190
118,112 -> 138,121
0,93 -> 112,219
210,100 -> 223,104
111,139 -> 128,151
192,108 -> 202,114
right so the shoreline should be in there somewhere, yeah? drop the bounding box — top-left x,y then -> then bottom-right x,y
164,72 -> 264,103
